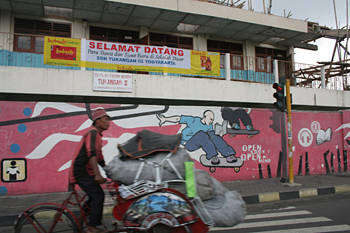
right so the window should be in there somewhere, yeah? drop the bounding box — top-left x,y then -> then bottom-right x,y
207,40 -> 243,69
255,47 -> 286,73
89,26 -> 139,44
149,33 -> 193,49
89,26 -> 141,73
14,18 -> 71,54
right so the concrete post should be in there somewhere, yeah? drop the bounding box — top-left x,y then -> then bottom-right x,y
0,11 -> 12,51
139,26 -> 149,39
321,66 -> 325,89
225,53 -> 230,81
196,34 -> 207,51
274,59 -> 279,83
244,40 -> 255,70
72,19 -> 83,39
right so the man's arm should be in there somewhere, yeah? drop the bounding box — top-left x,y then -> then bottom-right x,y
157,114 -> 181,126
89,156 -> 105,184
87,130 -> 105,184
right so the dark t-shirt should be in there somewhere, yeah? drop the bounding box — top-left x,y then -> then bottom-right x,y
70,126 -> 105,183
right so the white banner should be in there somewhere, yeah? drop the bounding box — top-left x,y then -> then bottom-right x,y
85,40 -> 191,69
93,72 -> 132,92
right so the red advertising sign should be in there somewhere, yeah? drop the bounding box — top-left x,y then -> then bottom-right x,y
50,45 -> 77,60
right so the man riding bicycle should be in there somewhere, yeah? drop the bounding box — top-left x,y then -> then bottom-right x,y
70,108 -> 110,233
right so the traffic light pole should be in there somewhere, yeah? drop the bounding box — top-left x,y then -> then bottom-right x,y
285,79 -> 294,184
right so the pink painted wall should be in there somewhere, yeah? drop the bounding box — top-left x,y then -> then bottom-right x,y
0,101 -> 349,196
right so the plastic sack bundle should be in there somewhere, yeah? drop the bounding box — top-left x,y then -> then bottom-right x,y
202,177 -> 246,227
104,148 -> 192,185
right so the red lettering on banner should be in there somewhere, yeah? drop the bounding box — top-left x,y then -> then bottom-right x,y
124,80 -> 128,86
164,48 -> 170,55
104,43 -> 110,50
151,47 -> 157,53
111,44 -> 117,51
97,43 -> 102,49
178,50 -> 184,56
171,50 -> 177,56
127,46 -> 134,52
145,47 -> 150,53
119,45 -> 127,52
158,48 -> 163,53
89,41 -> 95,49
134,46 -> 140,52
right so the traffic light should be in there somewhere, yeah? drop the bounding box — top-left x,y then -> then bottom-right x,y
272,82 -> 285,112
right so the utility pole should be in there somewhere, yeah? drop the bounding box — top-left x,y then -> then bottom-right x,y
285,79 -> 294,183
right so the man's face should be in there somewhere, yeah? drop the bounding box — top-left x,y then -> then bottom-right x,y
96,116 -> 110,131
204,111 -> 214,125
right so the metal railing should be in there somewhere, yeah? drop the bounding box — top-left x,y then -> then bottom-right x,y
0,32 -> 80,70
1,32 -> 348,89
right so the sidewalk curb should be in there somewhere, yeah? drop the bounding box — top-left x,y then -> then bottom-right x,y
242,185 -> 350,204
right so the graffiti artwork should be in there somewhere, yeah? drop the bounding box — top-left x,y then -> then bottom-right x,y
0,101 -> 349,196
124,192 -> 196,229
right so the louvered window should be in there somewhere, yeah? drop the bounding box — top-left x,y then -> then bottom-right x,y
89,26 -> 139,44
14,18 -> 71,54
150,33 -> 193,49
207,40 -> 243,69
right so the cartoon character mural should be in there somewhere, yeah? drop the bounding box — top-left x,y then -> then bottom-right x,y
0,101 -> 349,196
157,111 -> 239,165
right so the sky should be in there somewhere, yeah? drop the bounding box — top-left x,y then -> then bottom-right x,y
242,0 -> 350,65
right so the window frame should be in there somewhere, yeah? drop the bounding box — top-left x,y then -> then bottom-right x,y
14,18 -> 71,54
149,33 -> 193,50
255,47 -> 287,73
207,40 -> 244,70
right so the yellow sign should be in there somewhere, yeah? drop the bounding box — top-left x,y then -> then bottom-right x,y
44,36 -> 82,67
1,159 -> 27,182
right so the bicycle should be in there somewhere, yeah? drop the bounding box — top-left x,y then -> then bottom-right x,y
14,179 -> 211,233
14,183 -> 93,233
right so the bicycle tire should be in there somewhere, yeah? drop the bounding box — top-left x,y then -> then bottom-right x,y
146,224 -> 192,233
14,205 -> 79,233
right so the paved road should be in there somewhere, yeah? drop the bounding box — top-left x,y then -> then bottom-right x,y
2,193 -> 350,233
209,193 -> 350,232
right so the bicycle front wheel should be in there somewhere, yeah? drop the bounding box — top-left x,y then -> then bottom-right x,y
146,224 -> 192,233
14,205 -> 79,233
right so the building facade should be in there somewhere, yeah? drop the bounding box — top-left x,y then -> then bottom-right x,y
0,0 -> 349,196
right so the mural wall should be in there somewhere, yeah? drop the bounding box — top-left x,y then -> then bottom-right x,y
0,101 -> 349,196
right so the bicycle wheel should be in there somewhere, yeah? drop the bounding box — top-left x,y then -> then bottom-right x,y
14,205 -> 79,233
146,224 -> 192,233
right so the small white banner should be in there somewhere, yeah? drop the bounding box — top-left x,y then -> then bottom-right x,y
93,71 -> 132,92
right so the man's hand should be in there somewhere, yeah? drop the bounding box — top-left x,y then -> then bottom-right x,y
94,174 -> 105,184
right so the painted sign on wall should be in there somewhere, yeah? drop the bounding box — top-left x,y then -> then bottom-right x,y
0,102 -> 349,196
93,72 -> 132,92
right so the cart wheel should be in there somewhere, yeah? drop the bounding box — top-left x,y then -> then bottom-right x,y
234,167 -> 240,173
209,167 -> 216,173
229,134 -> 236,138
247,135 -> 253,139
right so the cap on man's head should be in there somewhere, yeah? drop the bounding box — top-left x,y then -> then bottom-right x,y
91,108 -> 110,122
